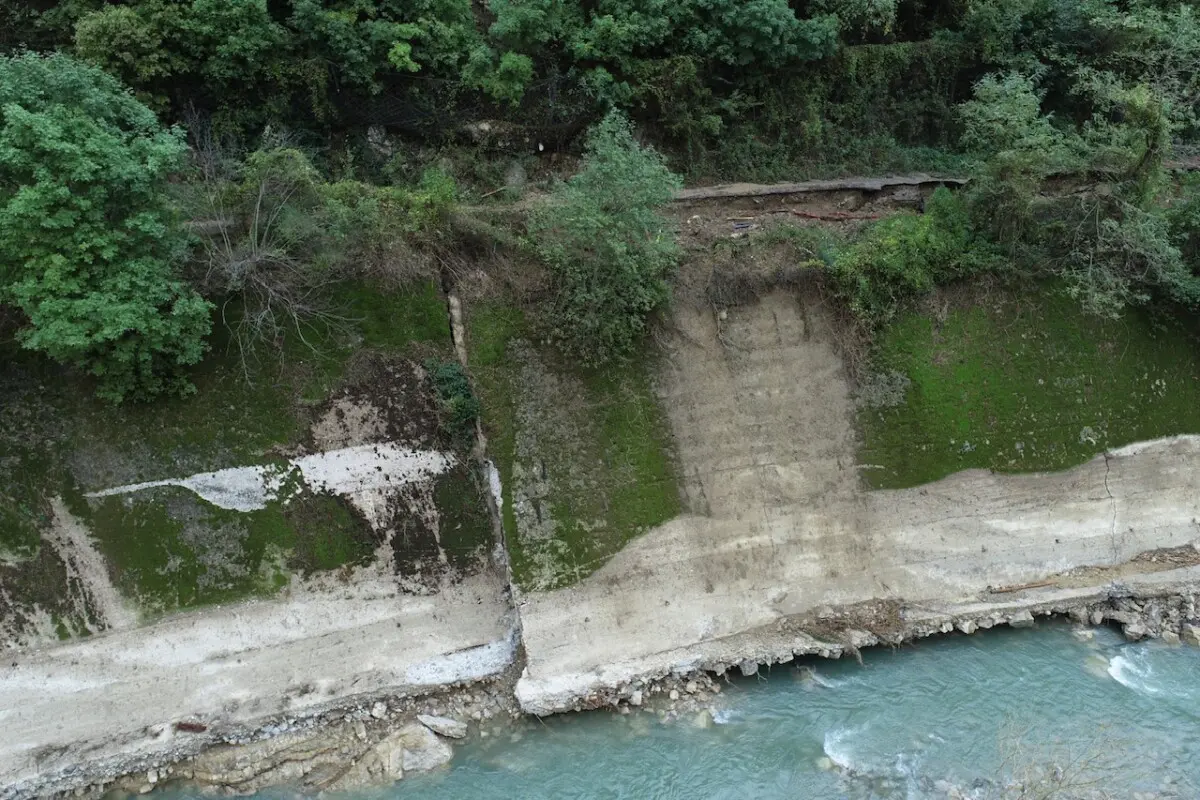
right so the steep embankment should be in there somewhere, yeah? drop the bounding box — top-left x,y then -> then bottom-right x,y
513,283 -> 1200,712
0,281 -> 514,798
8,176 -> 1200,797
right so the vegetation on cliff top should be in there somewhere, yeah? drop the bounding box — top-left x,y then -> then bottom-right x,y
4,0 -> 1200,605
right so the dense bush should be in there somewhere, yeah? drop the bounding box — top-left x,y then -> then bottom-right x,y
425,358 -> 481,447
830,188 -> 999,324
0,52 -> 211,402
1168,176 -> 1200,267
529,112 -> 680,365
954,47 -> 1200,318
957,72 -> 1078,247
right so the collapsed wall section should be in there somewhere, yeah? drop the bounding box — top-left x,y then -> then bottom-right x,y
512,289 -> 1200,713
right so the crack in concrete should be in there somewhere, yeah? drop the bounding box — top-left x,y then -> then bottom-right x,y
1103,451 -> 1118,561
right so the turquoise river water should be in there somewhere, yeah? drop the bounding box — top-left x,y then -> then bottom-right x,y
177,621 -> 1200,799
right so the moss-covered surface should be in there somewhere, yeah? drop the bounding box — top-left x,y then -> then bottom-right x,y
467,302 -> 680,592
0,279 -> 454,624
433,464 -> 496,572
858,285 -> 1200,489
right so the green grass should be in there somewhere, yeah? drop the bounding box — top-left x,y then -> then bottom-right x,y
859,284 -> 1200,488
467,301 -> 680,591
0,277 -> 452,616
335,279 -> 451,350
72,488 -> 375,611
465,303 -> 525,557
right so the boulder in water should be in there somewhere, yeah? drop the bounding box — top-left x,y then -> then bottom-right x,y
399,723 -> 455,773
1122,622 -> 1148,641
1008,610 -> 1035,628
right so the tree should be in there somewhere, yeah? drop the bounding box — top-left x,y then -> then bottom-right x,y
0,52 -> 211,402
957,72 -> 1078,246
530,111 -> 681,364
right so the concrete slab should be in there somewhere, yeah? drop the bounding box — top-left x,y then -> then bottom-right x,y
0,566 -> 513,797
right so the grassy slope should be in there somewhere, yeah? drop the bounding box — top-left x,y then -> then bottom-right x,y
0,280 -> 452,615
467,302 -> 680,591
859,285 -> 1200,489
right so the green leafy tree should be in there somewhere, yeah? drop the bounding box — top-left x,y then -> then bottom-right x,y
0,52 -> 211,402
958,72 -> 1078,246
530,111 -> 681,364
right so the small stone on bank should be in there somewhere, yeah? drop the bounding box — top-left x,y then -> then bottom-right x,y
371,702 -> 387,719
1008,610 -> 1035,628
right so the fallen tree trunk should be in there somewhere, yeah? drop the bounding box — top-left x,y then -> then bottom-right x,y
673,173 -> 969,202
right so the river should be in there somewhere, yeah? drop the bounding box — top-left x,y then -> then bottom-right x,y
176,621 -> 1200,799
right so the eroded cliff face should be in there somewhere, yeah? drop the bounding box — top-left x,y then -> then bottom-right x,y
0,344 -> 515,798
512,287 -> 1200,714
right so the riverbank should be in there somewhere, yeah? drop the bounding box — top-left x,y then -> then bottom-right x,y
10,181 -> 1200,799
83,582 -> 1200,799
368,620 -> 1200,800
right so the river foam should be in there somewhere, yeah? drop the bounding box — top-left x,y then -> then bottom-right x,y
1108,650 -> 1163,695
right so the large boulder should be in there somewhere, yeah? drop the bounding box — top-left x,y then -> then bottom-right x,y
399,723 -> 455,772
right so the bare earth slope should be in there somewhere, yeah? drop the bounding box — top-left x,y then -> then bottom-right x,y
515,291 -> 1200,712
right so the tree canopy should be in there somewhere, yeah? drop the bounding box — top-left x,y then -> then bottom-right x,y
0,52 -> 211,401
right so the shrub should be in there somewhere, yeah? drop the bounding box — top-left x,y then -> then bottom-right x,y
529,111 -> 681,365
957,72 -> 1078,247
197,141 -> 455,361
1168,175 -> 1200,267
1064,198 -> 1200,317
425,359 -> 480,448
829,188 -> 998,324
